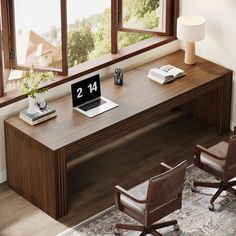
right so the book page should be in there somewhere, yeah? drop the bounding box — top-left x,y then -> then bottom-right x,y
160,65 -> 184,78
149,68 -> 172,80
167,68 -> 184,78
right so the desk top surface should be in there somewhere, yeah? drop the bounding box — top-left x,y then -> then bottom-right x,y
5,50 -> 231,151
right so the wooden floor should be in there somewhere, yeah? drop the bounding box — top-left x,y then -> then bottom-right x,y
0,111 -> 232,236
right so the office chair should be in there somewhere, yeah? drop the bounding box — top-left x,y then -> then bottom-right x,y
114,161 -> 187,236
192,128 -> 236,210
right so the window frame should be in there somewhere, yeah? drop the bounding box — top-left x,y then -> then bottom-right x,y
0,0 -> 179,105
117,0 -> 168,35
7,0 -> 68,75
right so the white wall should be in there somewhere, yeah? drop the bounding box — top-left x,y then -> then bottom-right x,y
0,40 -> 180,183
180,0 -> 236,129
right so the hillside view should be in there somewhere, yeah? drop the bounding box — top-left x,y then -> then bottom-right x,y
67,0 -> 160,67
14,0 -> 160,69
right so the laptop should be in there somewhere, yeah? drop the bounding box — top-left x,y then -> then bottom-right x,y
71,74 -> 118,117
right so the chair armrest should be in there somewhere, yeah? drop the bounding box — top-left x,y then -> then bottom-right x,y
159,162 -> 172,172
114,185 -> 147,204
195,144 -> 226,161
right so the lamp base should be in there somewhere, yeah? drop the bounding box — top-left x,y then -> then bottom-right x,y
185,42 -> 195,65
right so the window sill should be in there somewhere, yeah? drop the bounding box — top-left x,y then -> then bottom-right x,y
0,35 -> 176,108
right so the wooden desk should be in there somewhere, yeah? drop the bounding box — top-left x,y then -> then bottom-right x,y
4,50 -> 232,219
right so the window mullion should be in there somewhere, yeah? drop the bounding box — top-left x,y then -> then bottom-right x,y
60,0 -> 68,76
1,0 -> 11,69
173,0 -> 179,36
118,0 -> 122,29
111,0 -> 118,54
166,0 -> 179,36
0,23 -> 3,96
8,0 -> 17,68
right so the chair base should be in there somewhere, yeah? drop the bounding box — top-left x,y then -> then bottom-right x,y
115,220 -> 179,236
192,180 -> 236,210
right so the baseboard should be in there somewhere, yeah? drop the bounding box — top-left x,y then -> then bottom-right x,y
0,170 -> 7,184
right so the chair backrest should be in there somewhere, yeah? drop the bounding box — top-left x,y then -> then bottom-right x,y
226,135 -> 236,168
145,161 -> 187,212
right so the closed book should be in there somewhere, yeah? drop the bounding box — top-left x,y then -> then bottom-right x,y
19,112 -> 57,125
20,107 -> 56,121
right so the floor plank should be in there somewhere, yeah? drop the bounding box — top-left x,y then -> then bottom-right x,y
0,111 -> 232,236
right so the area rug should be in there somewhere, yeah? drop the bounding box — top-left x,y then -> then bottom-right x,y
57,166 -> 236,236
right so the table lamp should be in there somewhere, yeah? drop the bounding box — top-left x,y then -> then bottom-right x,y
177,16 -> 205,65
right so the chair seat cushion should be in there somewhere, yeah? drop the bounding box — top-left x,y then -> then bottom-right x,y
120,180 -> 148,222
200,141 -> 228,174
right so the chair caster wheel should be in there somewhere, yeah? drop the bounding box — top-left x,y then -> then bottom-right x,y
191,186 -> 197,193
114,228 -> 121,235
114,229 -> 120,235
173,224 -> 180,231
208,203 -> 214,211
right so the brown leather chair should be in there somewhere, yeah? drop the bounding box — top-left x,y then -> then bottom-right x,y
114,161 -> 187,236
192,129 -> 236,210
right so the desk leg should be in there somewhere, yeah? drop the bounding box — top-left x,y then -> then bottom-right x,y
183,74 -> 232,135
5,123 -> 68,219
54,149 -> 68,219
218,73 -> 232,135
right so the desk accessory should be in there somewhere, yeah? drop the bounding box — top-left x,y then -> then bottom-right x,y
19,107 -> 56,125
147,65 -> 184,84
114,68 -> 123,86
37,98 -> 48,110
21,68 -> 54,114
177,16 -> 205,65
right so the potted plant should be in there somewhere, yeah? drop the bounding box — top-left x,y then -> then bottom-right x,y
21,68 -> 54,114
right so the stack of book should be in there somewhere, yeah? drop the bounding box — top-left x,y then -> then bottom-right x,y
19,107 -> 57,125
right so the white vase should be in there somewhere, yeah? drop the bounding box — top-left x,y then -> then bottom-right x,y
27,96 -> 37,114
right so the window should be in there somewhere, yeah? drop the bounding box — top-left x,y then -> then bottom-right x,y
121,0 -> 165,32
0,0 -> 179,101
7,0 -> 67,75
14,0 -> 62,70
67,0 -> 111,67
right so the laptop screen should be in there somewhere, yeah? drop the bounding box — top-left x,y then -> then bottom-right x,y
71,74 -> 101,107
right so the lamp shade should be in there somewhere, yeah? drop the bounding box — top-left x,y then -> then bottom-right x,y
177,16 -> 205,42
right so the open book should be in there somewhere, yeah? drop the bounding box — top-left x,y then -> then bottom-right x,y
147,65 -> 185,84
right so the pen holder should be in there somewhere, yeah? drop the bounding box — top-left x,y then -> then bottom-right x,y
114,68 -> 123,86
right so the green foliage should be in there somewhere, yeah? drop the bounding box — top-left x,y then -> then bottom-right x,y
140,11 -> 159,29
119,32 -> 151,49
68,26 -> 94,67
89,8 -> 111,60
21,69 -> 54,98
67,0 -> 159,66
124,0 -> 159,19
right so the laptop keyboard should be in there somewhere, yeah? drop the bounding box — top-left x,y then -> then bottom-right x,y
79,99 -> 107,111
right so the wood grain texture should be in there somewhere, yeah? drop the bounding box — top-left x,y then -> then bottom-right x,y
4,50 -> 232,219
0,113 -> 232,236
5,50 -> 232,151
4,122 -> 62,218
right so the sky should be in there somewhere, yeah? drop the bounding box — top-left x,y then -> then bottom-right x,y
15,0 -> 110,34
